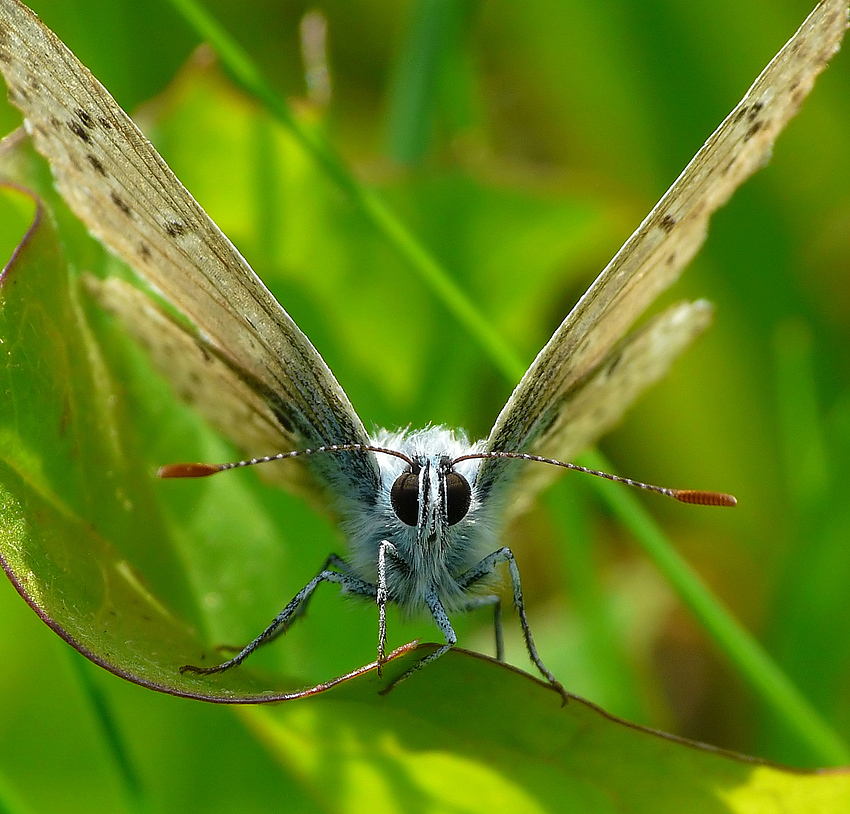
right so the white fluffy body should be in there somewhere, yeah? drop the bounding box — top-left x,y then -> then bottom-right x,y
339,426 -> 503,616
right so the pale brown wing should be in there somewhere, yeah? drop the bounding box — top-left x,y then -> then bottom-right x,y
86,275 -> 331,505
498,300 -> 714,515
480,0 -> 848,496
0,0 -> 379,503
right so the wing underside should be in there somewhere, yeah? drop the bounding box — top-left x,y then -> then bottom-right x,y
479,0 -> 847,500
0,0 -> 380,503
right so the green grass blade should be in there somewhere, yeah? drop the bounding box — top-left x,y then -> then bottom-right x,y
384,0 -> 468,164
66,652 -> 150,814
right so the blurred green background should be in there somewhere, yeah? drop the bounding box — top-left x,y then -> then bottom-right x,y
1,0 -> 849,810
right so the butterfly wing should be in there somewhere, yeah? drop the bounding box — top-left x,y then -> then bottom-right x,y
493,299 -> 715,515
86,274 -> 335,504
0,0 -> 380,504
479,0 -> 848,500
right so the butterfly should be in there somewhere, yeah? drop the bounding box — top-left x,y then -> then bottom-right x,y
0,0 -> 845,698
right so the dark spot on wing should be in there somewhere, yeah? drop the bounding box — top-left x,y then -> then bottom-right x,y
165,219 -> 188,237
733,106 -> 748,124
747,101 -> 764,121
743,120 -> 764,142
68,119 -> 91,144
74,108 -> 94,129
49,115 -> 61,129
0,50 -> 11,65
110,191 -> 132,217
138,242 -> 152,261
99,117 -> 113,130
665,251 -> 676,267
86,154 -> 107,176
659,214 -> 677,233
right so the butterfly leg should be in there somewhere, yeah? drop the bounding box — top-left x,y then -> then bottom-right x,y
460,595 -> 504,662
213,554 -> 363,657
264,553 -> 357,643
181,561 -> 376,676
457,548 -> 568,703
378,588 -> 458,695
376,540 -> 403,675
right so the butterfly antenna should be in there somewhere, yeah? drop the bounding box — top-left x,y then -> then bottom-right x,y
160,447 -> 736,507
157,444 -> 414,479
452,451 -> 736,507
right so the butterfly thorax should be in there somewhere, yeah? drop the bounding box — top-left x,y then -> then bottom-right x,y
340,427 -> 502,614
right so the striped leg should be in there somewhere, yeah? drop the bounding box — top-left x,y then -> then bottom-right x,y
456,547 -> 567,702
181,554 -> 376,676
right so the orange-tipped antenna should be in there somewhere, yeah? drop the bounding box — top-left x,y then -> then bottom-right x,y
670,489 -> 737,507
159,445 -> 736,507
453,450 -> 737,507
157,444 -> 415,480
158,462 -> 224,478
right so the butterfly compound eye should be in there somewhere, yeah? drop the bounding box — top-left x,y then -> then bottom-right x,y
445,471 -> 471,525
390,470 -> 419,526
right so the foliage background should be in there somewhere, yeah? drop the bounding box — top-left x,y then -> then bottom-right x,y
0,0 -> 849,810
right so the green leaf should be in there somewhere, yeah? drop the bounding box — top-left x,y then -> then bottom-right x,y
243,648 -> 850,813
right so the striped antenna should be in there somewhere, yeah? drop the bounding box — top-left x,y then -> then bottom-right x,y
159,446 -> 735,507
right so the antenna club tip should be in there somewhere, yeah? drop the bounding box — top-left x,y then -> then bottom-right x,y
158,462 -> 222,479
673,489 -> 737,507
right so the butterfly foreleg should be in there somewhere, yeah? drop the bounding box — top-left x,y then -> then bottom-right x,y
378,588 -> 458,695
376,540 -> 404,675
456,548 -> 568,703
180,556 -> 376,676
266,553 -> 359,642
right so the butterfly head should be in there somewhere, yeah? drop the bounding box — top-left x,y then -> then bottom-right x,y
373,427 -> 483,541
347,428 -> 490,608
389,454 -> 472,541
